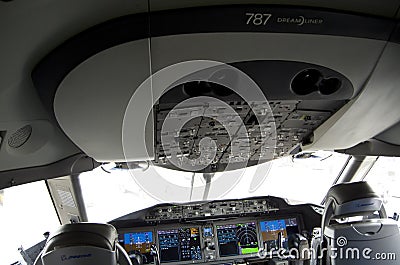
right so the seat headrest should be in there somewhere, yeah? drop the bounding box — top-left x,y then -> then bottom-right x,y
44,223 -> 118,253
34,223 -> 133,265
324,181 -> 383,219
326,181 -> 378,205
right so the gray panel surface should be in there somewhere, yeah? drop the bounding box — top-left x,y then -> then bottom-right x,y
150,33 -> 385,96
150,0 -> 400,18
54,41 -> 153,162
306,43 -> 400,150
54,33 -> 387,162
0,0 -> 148,170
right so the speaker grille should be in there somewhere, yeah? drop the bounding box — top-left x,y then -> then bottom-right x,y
8,125 -> 32,148
57,188 -> 76,208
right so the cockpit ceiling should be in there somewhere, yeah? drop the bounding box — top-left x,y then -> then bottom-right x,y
44,7 -> 399,165
1,1 -> 400,182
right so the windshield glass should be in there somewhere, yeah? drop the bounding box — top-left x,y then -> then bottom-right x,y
0,181 -> 60,265
364,156 -> 400,219
79,151 -> 349,222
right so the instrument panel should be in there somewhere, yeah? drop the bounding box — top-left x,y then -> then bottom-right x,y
216,222 -> 259,257
112,196 -> 323,265
119,230 -> 155,264
158,227 -> 202,262
144,198 -> 279,221
118,216 -> 301,264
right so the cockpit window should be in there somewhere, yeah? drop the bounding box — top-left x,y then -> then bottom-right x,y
222,151 -> 349,204
364,156 -> 400,219
0,181 -> 60,265
79,151 -> 349,222
78,167 -> 160,223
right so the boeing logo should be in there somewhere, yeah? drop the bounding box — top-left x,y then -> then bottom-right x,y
61,253 -> 92,261
356,202 -> 375,207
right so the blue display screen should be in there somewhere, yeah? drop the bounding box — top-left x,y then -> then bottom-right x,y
259,219 -> 287,232
259,218 -> 299,251
124,231 -> 153,245
120,231 -> 154,264
203,227 -> 213,237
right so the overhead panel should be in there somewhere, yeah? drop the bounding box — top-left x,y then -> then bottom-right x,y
148,4 -> 396,172
153,61 -> 354,172
30,2 -> 400,172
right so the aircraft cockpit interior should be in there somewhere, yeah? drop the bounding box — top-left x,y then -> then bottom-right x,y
1,0 -> 400,264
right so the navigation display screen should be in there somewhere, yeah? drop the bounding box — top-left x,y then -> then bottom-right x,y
119,231 -> 154,264
158,227 -> 202,263
259,218 -> 299,251
216,222 -> 259,257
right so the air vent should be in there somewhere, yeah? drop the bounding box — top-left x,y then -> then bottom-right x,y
291,69 -> 342,96
8,125 -> 32,148
57,188 -> 76,208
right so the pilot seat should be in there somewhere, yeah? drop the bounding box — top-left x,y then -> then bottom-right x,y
319,181 -> 400,265
33,223 -> 132,265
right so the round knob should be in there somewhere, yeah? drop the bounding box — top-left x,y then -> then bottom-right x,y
207,243 -> 215,251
